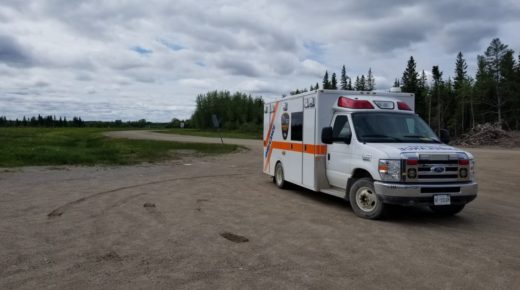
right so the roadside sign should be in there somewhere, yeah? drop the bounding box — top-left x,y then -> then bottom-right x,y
211,114 -> 220,128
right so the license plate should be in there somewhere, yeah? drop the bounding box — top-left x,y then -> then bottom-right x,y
434,194 -> 451,205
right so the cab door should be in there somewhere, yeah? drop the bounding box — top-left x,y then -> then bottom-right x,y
326,114 -> 353,189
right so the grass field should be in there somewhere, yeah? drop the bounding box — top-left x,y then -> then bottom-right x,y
158,128 -> 261,139
0,128 -> 240,167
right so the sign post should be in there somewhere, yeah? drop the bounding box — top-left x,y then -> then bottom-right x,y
211,114 -> 224,144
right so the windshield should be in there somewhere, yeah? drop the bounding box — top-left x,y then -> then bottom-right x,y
351,112 -> 440,143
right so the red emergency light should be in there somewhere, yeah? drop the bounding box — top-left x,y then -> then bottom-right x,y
397,101 -> 412,111
338,97 -> 374,109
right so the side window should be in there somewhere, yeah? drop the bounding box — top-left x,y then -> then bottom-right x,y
405,117 -> 416,134
332,115 -> 351,140
291,112 -> 303,141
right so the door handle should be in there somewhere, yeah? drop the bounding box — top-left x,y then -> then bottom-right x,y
327,153 -> 330,160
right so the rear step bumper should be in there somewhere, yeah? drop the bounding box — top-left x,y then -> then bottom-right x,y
374,181 -> 478,206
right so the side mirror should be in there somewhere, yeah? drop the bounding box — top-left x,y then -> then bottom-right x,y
321,127 -> 333,144
439,129 -> 450,144
344,132 -> 352,145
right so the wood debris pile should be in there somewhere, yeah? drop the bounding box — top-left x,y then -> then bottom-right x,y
454,123 -> 511,146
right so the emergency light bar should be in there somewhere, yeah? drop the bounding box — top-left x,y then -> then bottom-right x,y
338,97 -> 374,109
397,101 -> 412,111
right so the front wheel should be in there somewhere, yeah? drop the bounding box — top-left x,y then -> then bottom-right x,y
429,204 -> 465,216
349,178 -> 385,219
274,162 -> 288,189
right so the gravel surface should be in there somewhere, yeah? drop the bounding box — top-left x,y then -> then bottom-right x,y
1,131 -> 519,289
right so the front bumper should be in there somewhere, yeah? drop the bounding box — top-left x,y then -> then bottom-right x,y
373,181 -> 478,206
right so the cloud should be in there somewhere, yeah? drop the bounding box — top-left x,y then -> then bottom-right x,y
0,0 -> 518,121
0,34 -> 34,67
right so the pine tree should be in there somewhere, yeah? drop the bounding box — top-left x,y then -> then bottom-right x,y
359,75 -> 366,91
417,70 -> 430,122
401,56 -> 419,93
323,71 -> 330,89
454,52 -> 470,132
367,68 -> 375,91
393,78 -> 401,87
347,78 -> 352,90
432,66 -> 443,133
354,76 -> 360,90
483,38 -> 511,124
331,73 -> 338,89
340,65 -> 348,90
315,82 -> 319,90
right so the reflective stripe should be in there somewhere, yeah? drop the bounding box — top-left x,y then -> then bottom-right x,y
266,142 -> 327,155
263,102 -> 280,172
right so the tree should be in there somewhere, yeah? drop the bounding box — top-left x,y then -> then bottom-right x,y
331,72 -> 338,89
401,56 -> 427,117
454,52 -> 470,132
367,68 -> 375,91
322,71 -> 331,89
431,65 -> 443,133
393,78 -> 400,87
483,38 -> 511,124
401,56 -> 419,93
417,70 -> 429,121
340,65 -> 348,90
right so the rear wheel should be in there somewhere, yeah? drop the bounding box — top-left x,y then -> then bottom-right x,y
274,162 -> 287,189
349,178 -> 385,219
429,204 -> 465,216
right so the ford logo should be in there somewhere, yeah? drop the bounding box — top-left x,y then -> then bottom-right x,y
431,166 -> 445,173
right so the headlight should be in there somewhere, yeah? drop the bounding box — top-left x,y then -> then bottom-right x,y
378,159 -> 401,182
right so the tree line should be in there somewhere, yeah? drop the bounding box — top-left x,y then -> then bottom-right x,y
292,38 -> 519,136
190,90 -> 264,132
0,115 -> 85,127
399,38 -> 520,135
0,115 -> 167,128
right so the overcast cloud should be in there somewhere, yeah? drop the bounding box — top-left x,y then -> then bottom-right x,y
1,0 -> 519,121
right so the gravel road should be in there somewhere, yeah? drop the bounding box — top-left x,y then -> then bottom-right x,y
1,130 -> 519,289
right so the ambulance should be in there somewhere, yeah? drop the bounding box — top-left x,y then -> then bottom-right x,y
263,89 -> 478,219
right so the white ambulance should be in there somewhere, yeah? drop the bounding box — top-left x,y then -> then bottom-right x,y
263,89 -> 478,219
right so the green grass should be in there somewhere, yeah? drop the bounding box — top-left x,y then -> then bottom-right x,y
0,128 -> 240,167
158,128 -> 261,140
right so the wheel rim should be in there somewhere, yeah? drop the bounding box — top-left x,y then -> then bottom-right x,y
275,165 -> 283,186
355,187 -> 377,212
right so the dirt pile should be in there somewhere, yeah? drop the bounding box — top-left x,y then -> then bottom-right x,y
454,123 -> 512,146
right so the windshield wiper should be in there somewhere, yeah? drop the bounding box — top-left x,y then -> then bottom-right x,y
402,135 -> 441,143
361,134 -> 402,141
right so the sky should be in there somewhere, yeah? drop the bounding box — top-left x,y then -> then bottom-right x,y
1,0 -> 519,122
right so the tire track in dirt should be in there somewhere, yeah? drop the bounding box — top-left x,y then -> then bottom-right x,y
47,173 -> 251,218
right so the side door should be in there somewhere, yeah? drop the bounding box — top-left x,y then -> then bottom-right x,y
282,99 -> 303,185
326,114 -> 353,189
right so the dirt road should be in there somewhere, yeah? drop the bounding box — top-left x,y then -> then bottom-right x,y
1,131 -> 519,289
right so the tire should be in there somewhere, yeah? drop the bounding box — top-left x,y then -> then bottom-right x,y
348,178 -> 385,219
274,162 -> 288,189
429,204 -> 465,216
